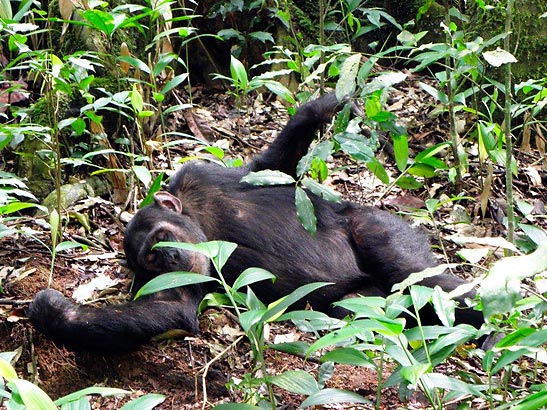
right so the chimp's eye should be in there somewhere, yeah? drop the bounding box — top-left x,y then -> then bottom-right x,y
145,252 -> 157,266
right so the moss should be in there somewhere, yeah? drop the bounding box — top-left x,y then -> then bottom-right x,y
466,1 -> 547,82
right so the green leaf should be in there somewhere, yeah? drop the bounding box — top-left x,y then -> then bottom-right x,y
120,394 -> 165,410
268,370 -> 319,395
132,165 -> 152,187
391,264 -> 456,293
239,309 -> 266,332
0,358 -> 17,382
392,134 -> 408,171
366,160 -> 389,184
213,405 -> 261,410
13,379 -> 57,410
301,178 -> 341,203
232,268 -> 276,291
421,373 -> 484,398
263,282 -> 331,323
240,170 -> 295,186
229,55 -> 248,90
335,133 -> 375,162
308,320 -> 378,355
268,341 -> 311,356
60,396 -> 91,410
161,74 -> 189,96
55,241 -> 87,253
400,363 -> 431,385
55,387 -> 128,406
410,285 -> 434,312
301,388 -> 371,407
135,272 -> 217,299
130,83 -> 144,113
295,187 -> 316,234
248,31 -> 274,43
482,48 -> 518,67
431,286 -> 455,327
336,53 -> 361,99
395,176 -> 423,190
408,163 -> 436,178
81,10 -> 116,37
479,242 -> 547,319
321,347 -> 375,367
139,173 -> 164,207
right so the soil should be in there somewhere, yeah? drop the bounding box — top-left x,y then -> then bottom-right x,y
1,85 -> 546,409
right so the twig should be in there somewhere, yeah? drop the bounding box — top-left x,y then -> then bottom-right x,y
0,298 -> 32,305
198,335 -> 244,410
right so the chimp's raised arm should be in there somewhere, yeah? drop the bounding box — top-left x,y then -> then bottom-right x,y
29,94 -> 483,351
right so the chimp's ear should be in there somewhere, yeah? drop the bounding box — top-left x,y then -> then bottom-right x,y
153,191 -> 183,214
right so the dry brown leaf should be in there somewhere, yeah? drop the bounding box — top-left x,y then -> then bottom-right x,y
119,42 -> 130,74
480,162 -> 493,218
184,109 -> 215,142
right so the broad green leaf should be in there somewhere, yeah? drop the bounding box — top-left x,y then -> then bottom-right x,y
300,388 -> 371,406
55,241 -> 87,253
391,264 -> 457,292
418,81 -> 448,104
134,272 -> 217,299
268,370 -> 319,395
408,163 -> 435,178
130,83 -> 144,113
336,53 -> 361,99
139,173 -> 164,207
55,387 -> 129,406
308,321 -> 377,355
263,282 -> 331,323
239,309 -> 266,332
395,176 -> 423,190
232,268 -> 275,291
409,286 -> 433,312
214,405 -> 261,410
400,363 -> 431,385
479,242 -> 547,319
392,134 -> 408,171
431,287 -> 455,327
248,31 -> 274,43
335,132 -> 375,162
295,187 -> 316,234
13,379 -> 57,410
161,74 -> 189,95
0,358 -> 17,382
508,390 -> 547,410
120,393 -> 165,410
301,178 -> 341,203
421,373 -> 484,398
268,341 -> 311,356
60,396 -> 90,410
229,55 -> 248,89
240,170 -> 295,186
81,10 -> 116,37
153,241 -> 237,269
321,347 -> 375,367
50,208 -> 60,249
132,165 -> 152,187
482,48 -> 518,67
445,235 -> 519,253
366,160 -> 389,184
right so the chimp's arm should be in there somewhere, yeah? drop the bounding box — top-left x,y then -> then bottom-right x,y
29,287 -> 201,351
249,93 -> 350,177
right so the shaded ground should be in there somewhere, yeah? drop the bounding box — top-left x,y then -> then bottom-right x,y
1,83 -> 546,408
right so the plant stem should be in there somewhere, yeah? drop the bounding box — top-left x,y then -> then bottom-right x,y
444,1 -> 462,192
504,0 -> 515,251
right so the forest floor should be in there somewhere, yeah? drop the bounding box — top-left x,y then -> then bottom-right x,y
1,80 -> 546,409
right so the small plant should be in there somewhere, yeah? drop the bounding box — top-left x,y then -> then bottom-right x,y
0,351 -> 165,409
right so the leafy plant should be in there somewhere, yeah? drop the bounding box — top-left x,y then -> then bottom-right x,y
0,351 -> 165,409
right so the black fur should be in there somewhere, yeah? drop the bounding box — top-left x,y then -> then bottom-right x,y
29,94 -> 483,351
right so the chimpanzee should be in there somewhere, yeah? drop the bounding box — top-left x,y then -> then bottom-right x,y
29,94 -> 483,351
